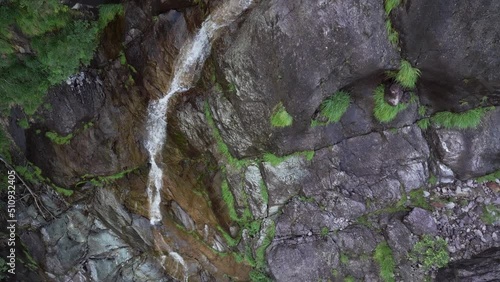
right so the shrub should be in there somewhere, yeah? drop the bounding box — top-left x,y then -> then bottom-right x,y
319,90 -> 351,123
430,107 -> 494,129
374,241 -> 395,282
98,4 -> 124,30
410,235 -> 449,270
373,84 -> 408,123
270,102 -> 293,127
249,270 -> 272,282
396,60 -> 421,89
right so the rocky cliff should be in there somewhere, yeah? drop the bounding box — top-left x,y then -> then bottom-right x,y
0,0 -> 499,281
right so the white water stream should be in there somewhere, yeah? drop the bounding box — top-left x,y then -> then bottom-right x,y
145,0 -> 254,225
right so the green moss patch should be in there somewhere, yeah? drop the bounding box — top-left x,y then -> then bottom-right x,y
374,241 -> 395,282
270,102 -> 293,128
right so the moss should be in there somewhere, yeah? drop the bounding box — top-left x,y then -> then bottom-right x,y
373,84 -> 408,123
318,90 -> 351,124
340,253 -> 349,264
118,51 -> 126,65
17,118 -> 29,129
374,241 -> 395,282
249,270 -> 272,282
344,276 -> 355,282
263,151 -> 314,166
54,186 -> 74,197
321,226 -> 329,237
428,173 -> 438,185
259,179 -> 269,205
217,226 -> 239,247
418,106 -> 427,117
396,60 -> 421,89
481,204 -> 500,225
270,102 -> 293,127
45,131 -> 73,145
221,179 -> 239,222
409,189 -> 431,210
430,107 -> 494,129
79,167 -> 137,187
476,170 -> 500,183
409,235 -> 449,270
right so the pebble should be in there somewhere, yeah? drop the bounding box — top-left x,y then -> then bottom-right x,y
446,202 -> 456,209
423,191 -> 430,197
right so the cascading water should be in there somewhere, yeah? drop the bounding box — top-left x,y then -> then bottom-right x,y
145,0 -> 255,225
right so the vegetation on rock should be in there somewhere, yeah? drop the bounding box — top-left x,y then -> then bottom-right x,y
374,241 -> 395,282
318,90 -> 351,124
270,102 -> 293,127
410,235 -> 449,270
481,204 -> 500,225
396,60 -> 421,89
476,170 -> 500,183
431,107 -> 494,129
373,84 -> 408,123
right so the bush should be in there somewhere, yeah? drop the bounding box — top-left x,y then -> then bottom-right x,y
319,90 -> 351,123
410,235 -> 449,270
396,60 -> 421,89
98,4 -> 124,30
373,84 -> 408,123
270,102 -> 293,127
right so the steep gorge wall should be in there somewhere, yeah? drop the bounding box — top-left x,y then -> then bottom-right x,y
1,0 -> 499,281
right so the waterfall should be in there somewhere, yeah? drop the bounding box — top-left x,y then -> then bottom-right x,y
145,0 -> 255,225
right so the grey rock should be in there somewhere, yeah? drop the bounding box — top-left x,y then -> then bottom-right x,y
386,220 -> 415,262
436,247 -> 500,282
404,208 -> 438,236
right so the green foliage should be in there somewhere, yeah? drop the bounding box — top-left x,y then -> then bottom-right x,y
218,226 -> 239,247
98,4 -> 124,30
259,179 -> 269,205
0,257 -> 8,280
374,241 -> 395,282
409,189 -> 431,210
270,102 -> 293,127
373,84 -> 408,123
476,170 -> 500,183
344,276 -> 355,282
410,235 -> 449,270
13,0 -> 70,37
17,118 -> 29,129
385,20 -> 399,47
54,186 -> 73,196
417,118 -> 430,130
418,106 -> 427,117
396,60 -> 421,89
249,270 -> 272,282
340,253 -> 349,264
321,226 -> 329,237
428,173 -> 437,185
319,90 -> 351,124
15,164 -> 44,184
119,51 -> 127,65
221,179 -> 239,222
481,204 -> 500,225
384,0 -> 401,15
430,107 -> 494,129
0,128 -> 12,162
45,131 -> 73,145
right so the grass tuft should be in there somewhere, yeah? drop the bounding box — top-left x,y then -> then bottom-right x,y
319,90 -> 351,124
374,241 -> 395,282
221,179 -> 239,222
385,0 -> 401,15
45,131 -> 73,145
259,179 -> 269,205
417,118 -> 430,130
270,102 -> 293,127
385,20 -> 399,47
255,221 -> 276,269
430,107 -> 494,129
373,84 -> 408,123
409,189 -> 431,210
396,60 -> 421,89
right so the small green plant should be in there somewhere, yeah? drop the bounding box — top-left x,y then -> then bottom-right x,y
373,84 -> 408,123
396,60 -> 421,89
385,0 -> 401,15
410,235 -> 449,270
221,179 -> 238,221
54,186 -> 74,197
259,179 -> 269,205
45,131 -> 73,145
344,276 -> 355,282
430,107 -> 494,129
318,90 -> 351,124
481,204 -> 500,225
409,189 -> 431,210
418,106 -> 427,117
17,118 -> 29,129
249,269 -> 272,282
374,241 -> 395,282
428,173 -> 437,185
476,170 -> 500,183
255,221 -> 276,269
385,20 -> 399,47
118,51 -> 126,65
417,118 -> 430,130
321,226 -> 329,237
270,102 -> 293,127
340,253 -> 349,264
